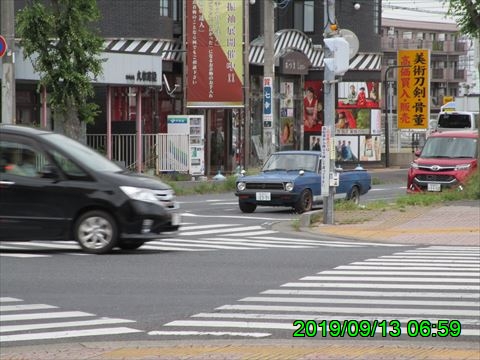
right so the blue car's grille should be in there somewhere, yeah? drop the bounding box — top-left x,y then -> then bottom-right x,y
246,183 -> 284,190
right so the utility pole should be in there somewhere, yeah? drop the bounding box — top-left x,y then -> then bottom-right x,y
263,0 -> 275,157
243,0 -> 251,168
322,0 -> 336,225
1,0 -> 16,124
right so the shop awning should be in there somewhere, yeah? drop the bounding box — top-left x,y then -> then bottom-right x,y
103,38 -> 183,61
249,29 -> 382,71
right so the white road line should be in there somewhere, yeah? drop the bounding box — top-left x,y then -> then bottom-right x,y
216,304 -> 479,317
0,304 -> 57,312
261,289 -> 480,298
250,236 -> 406,247
0,311 -> 94,322
0,327 -> 142,342
402,251 -> 480,256
0,318 -> 136,333
165,320 -> 293,330
178,224 -> 237,231
239,296 -> 479,308
0,253 -> 50,258
335,265 -> 479,271
351,261 -> 480,267
179,226 -> 264,236
378,256 -> 479,262
281,282 -> 480,290
0,298 -> 22,303
143,241 -> 257,250
190,313 -> 480,326
140,244 -> 213,252
196,238 -> 313,249
148,330 -> 271,337
223,230 -> 278,237
319,270 -> 479,277
300,276 -> 480,283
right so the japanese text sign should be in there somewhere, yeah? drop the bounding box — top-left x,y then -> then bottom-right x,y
397,49 -> 430,129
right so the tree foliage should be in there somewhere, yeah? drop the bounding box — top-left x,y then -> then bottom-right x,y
16,0 -> 104,140
446,0 -> 480,38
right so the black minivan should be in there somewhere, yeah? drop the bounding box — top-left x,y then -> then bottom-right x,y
0,125 -> 180,254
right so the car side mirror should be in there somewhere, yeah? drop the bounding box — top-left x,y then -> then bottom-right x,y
39,165 -> 59,179
414,149 -> 421,157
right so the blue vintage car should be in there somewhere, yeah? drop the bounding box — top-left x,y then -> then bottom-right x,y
235,151 -> 371,213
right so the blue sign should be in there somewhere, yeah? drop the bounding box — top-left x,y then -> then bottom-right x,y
263,86 -> 272,116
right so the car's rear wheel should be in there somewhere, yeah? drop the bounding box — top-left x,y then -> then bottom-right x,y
347,186 -> 361,205
295,189 -> 313,214
118,241 -> 145,250
74,210 -> 118,254
239,202 -> 256,213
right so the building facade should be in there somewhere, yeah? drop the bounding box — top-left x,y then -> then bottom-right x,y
2,0 -> 384,173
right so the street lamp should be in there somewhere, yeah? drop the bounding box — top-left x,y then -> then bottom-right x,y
384,64 -> 410,167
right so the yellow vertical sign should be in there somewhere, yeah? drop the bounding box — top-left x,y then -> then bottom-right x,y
397,49 -> 430,129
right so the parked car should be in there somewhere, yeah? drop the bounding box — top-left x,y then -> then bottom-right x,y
407,130 -> 478,193
235,151 -> 371,213
0,125 -> 180,254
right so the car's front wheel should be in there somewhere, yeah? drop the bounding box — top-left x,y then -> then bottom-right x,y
295,189 -> 313,214
239,202 -> 257,213
74,210 -> 118,254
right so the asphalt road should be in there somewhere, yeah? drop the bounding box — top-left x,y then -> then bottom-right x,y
1,169 -> 478,349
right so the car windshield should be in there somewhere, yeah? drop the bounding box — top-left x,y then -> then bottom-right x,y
42,133 -> 124,172
420,137 -> 477,158
262,153 -> 318,172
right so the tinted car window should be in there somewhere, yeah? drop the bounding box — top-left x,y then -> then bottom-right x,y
0,140 -> 51,178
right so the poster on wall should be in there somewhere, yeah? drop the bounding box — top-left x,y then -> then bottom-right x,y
359,135 -> 382,162
186,0 -> 244,107
303,80 -> 323,150
334,136 -> 359,162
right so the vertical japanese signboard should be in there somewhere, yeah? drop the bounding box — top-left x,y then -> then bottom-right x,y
186,0 -> 244,108
397,49 -> 430,129
263,76 -> 273,128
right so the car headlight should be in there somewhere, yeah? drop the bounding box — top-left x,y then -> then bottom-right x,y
120,186 -> 159,203
285,182 -> 294,191
410,162 -> 419,169
455,164 -> 471,171
237,182 -> 246,191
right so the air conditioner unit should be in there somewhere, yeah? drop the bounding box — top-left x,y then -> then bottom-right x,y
388,27 -> 395,37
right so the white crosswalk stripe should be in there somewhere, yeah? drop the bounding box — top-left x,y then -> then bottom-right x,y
1,223 -> 405,258
0,297 -> 142,343
151,246 -> 480,339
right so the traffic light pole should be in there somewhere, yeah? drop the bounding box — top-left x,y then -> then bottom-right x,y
323,0 -> 336,225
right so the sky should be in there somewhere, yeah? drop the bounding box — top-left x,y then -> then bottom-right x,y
382,0 -> 457,23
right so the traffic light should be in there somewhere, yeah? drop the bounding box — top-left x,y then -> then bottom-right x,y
324,37 -> 350,76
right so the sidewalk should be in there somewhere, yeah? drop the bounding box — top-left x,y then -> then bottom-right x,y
306,199 -> 480,246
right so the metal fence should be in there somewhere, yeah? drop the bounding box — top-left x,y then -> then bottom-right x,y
87,133 -> 190,173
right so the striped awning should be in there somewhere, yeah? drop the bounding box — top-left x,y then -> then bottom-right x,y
249,29 -> 382,71
103,38 -> 183,61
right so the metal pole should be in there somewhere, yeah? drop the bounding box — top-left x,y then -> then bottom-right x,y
263,0 -> 275,156
1,0 -> 16,124
244,0 -> 251,169
384,65 -> 409,167
323,0 -> 335,225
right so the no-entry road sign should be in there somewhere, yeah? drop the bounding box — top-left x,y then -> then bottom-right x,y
0,35 -> 7,58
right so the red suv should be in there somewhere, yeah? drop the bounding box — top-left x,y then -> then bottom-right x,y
407,130 -> 478,193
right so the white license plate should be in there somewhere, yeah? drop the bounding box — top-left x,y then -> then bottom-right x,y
256,192 -> 271,201
171,213 -> 180,225
427,183 -> 441,192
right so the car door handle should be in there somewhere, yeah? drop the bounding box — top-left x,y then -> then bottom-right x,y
0,180 -> 15,186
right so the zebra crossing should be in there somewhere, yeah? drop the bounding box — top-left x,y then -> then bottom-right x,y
0,221 -> 403,258
0,297 -> 143,343
150,246 -> 480,339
